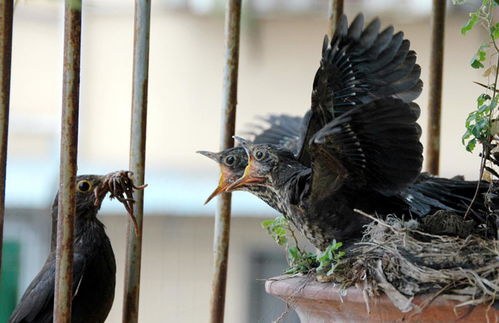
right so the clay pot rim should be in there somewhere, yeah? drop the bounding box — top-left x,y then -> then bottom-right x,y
265,274 -> 479,308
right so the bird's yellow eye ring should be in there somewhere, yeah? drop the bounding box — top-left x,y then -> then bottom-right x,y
254,150 -> 265,161
77,180 -> 93,193
224,155 -> 236,166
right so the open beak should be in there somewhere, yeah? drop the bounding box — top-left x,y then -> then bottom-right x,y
197,150 -> 233,205
226,155 -> 266,191
204,172 -> 233,204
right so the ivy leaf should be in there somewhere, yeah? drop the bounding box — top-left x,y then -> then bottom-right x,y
471,58 -> 485,69
461,12 -> 478,34
492,23 -> 499,39
477,93 -> 491,106
466,138 -> 477,152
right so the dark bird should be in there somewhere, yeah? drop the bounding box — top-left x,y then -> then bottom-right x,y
9,172 -> 142,323
199,13 -> 423,204
197,115 -> 302,206
199,15 -> 498,248
226,98 -> 424,249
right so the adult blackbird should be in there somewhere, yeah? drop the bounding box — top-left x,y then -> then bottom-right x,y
8,172 -> 137,323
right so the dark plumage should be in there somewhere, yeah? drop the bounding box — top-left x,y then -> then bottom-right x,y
200,13 -> 423,202
228,98 -> 424,249
9,175 -> 116,323
199,14 -> 496,247
227,96 -> 497,249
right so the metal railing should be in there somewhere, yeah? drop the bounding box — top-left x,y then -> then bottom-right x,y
54,0 -> 82,321
426,0 -> 446,175
122,0 -> 151,322
209,0 -> 242,322
0,0 -> 13,273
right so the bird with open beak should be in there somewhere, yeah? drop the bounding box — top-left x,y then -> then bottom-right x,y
197,147 -> 249,204
9,171 -> 145,323
197,114 -> 303,206
225,98 -> 425,249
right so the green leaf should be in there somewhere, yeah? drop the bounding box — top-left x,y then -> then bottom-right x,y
260,219 -> 273,228
477,93 -> 491,106
492,23 -> 499,39
462,129 -> 472,143
288,246 -> 299,260
466,138 -> 477,152
461,12 -> 478,35
471,58 -> 485,69
478,104 -> 491,113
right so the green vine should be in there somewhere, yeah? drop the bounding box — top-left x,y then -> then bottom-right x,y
457,0 -> 499,157
261,216 -> 345,277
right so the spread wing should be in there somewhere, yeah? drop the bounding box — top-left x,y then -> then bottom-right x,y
242,114 -> 303,154
298,14 -> 422,165
308,98 -> 423,201
9,253 -> 86,323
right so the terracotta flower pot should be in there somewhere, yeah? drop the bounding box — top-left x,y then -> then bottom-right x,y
265,275 -> 499,322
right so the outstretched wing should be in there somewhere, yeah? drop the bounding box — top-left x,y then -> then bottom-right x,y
241,114 -> 302,154
308,98 -> 423,201
9,253 -> 86,323
298,14 -> 422,165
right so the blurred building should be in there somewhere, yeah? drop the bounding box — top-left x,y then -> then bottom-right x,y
0,0 -> 487,322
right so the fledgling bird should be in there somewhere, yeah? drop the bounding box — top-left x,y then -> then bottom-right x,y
199,13 -> 423,204
227,98 -> 424,249
9,172 -> 141,323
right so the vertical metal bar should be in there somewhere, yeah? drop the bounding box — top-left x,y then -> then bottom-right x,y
426,0 -> 446,175
328,0 -> 344,38
54,0 -> 82,321
0,0 -> 13,273
122,0 -> 150,322
209,0 -> 241,322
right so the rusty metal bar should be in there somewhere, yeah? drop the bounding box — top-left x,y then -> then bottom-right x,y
0,0 -> 13,273
209,0 -> 241,322
122,0 -> 150,322
328,0 -> 344,38
54,0 -> 82,321
426,0 -> 446,175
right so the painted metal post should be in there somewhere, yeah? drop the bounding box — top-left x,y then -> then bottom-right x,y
328,0 -> 344,38
54,0 -> 82,321
0,0 -> 13,273
122,0 -> 150,322
426,0 -> 446,175
209,0 -> 241,322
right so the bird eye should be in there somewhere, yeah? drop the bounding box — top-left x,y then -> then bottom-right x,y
224,155 -> 236,166
254,150 -> 265,161
77,180 -> 93,193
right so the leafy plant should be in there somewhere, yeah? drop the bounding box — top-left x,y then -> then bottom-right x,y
316,240 -> 345,276
456,0 -> 499,153
261,217 -> 346,277
261,215 -> 289,246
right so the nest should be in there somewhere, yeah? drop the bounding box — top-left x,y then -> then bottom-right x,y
332,210 -> 499,314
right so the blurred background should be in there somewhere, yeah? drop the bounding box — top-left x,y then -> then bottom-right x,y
0,0 -> 489,322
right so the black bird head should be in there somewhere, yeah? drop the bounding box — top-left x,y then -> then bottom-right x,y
51,175 -> 107,223
227,136 -> 297,192
197,147 -> 248,204
51,171 -> 144,244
